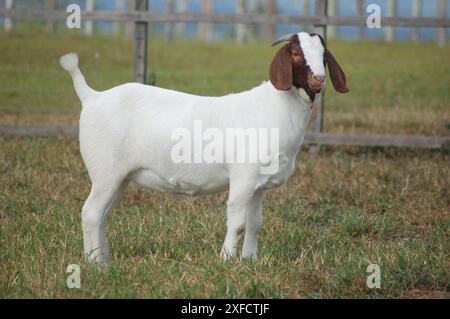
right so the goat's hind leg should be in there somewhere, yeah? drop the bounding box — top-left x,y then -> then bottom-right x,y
82,177 -> 128,263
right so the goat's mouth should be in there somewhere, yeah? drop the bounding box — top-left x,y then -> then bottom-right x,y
307,77 -> 325,94
308,83 -> 324,94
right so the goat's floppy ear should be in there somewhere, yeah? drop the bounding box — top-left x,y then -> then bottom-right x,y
269,44 -> 292,90
325,49 -> 349,93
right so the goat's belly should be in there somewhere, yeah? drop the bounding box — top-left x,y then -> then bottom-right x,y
255,156 -> 297,190
131,165 -> 229,195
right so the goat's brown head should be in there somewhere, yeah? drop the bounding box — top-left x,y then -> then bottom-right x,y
269,32 -> 349,100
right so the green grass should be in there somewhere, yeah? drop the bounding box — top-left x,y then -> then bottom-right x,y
0,30 -> 449,298
1,138 -> 448,298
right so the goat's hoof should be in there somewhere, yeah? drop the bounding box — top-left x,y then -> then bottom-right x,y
241,252 -> 258,261
85,257 -> 109,265
242,255 -> 257,261
220,247 -> 235,261
84,250 -> 109,264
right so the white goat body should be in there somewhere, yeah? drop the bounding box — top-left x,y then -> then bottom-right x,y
59,31 -> 346,263
79,81 -> 312,195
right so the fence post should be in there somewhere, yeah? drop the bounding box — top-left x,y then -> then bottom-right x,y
174,0 -> 188,37
385,0 -> 396,42
198,0 -> 213,41
327,0 -> 337,39
355,0 -> 364,39
125,0 -> 135,38
5,0 -> 14,32
236,0 -> 246,43
437,0 -> 447,47
112,0 -> 122,36
134,0 -> 149,84
264,0 -> 275,42
302,0 -> 309,16
166,0 -> 174,40
45,0 -> 55,33
310,0 -> 328,154
246,0 -> 258,42
301,0 -> 310,32
85,0 -> 95,35
411,0 -> 422,42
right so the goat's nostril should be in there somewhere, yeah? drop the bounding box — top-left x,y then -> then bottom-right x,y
313,75 -> 326,83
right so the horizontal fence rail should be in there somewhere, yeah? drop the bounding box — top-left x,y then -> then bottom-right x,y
1,125 -> 449,150
304,132 -> 450,149
0,125 -> 79,137
1,9 -> 450,28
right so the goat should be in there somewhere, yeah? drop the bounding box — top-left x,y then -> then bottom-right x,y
60,32 -> 348,263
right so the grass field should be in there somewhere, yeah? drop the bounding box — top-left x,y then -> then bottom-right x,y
0,30 -> 449,298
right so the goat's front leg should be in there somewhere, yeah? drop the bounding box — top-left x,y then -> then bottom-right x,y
242,190 -> 265,260
221,183 -> 264,260
81,178 -> 127,263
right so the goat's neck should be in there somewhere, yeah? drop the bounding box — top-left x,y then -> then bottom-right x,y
264,85 -> 314,152
288,88 -> 314,137
292,87 -> 316,108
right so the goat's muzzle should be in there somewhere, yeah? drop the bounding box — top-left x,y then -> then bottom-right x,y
308,74 -> 326,93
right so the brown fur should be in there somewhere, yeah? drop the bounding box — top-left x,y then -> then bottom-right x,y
269,33 -> 349,100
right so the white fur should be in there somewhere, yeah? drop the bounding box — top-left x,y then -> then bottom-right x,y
59,53 -> 79,72
60,51 -> 315,263
59,53 -> 97,102
298,32 -> 326,77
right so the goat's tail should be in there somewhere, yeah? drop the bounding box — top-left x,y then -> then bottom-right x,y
59,53 -> 97,103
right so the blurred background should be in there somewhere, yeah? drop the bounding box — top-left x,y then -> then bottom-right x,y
1,0 -> 449,42
0,0 -> 448,138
